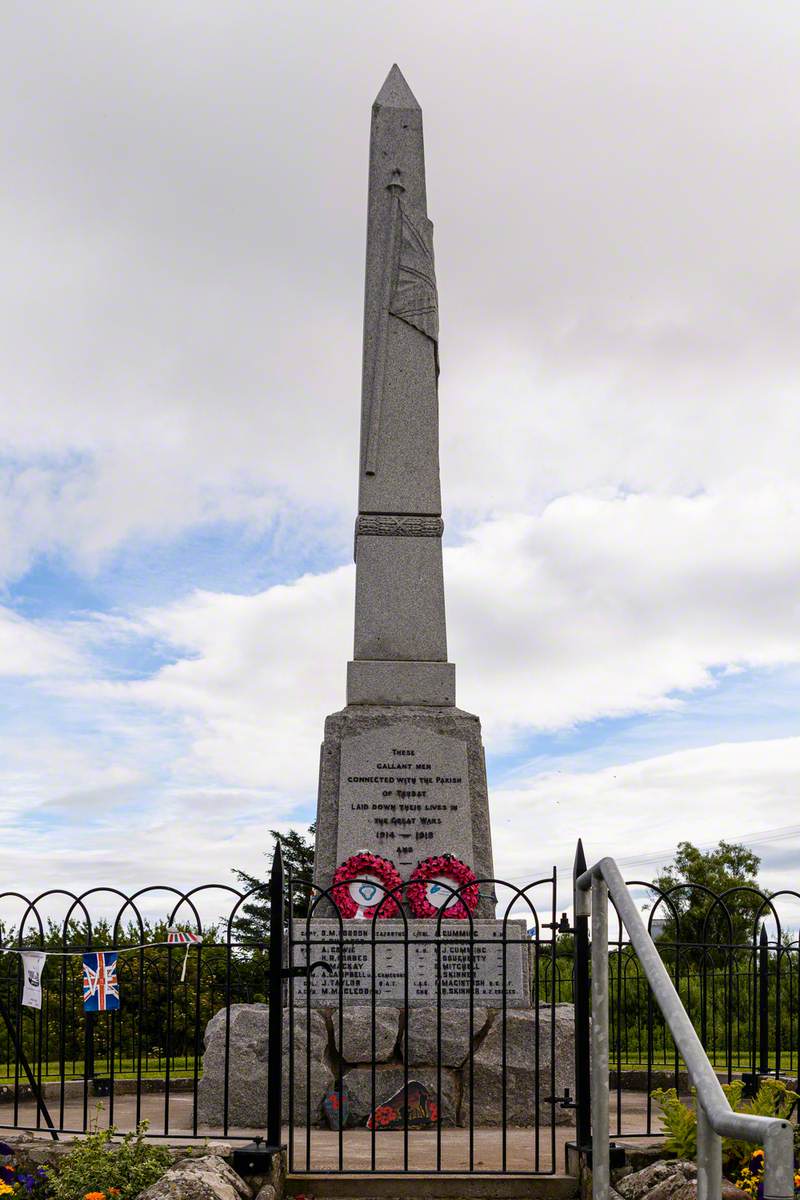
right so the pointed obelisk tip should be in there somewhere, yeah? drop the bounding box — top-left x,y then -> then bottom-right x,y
374,63 -> 421,110
573,838 -> 587,879
271,839 -> 284,880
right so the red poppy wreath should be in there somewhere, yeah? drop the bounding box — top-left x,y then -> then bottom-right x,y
407,854 -> 479,919
331,851 -> 402,919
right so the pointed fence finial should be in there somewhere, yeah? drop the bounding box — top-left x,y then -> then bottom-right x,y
759,924 -> 769,945
271,838 -> 284,883
573,838 -> 587,881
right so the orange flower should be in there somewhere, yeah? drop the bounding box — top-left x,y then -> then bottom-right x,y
109,1191 -> 121,1197
84,1192 -> 106,1200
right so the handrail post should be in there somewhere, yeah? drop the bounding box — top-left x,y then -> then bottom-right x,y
266,840 -> 285,1151
763,1119 -> 795,1200
578,855 -> 795,1200
590,873 -> 609,1200
573,840 -> 592,1151
696,1097 -> 722,1200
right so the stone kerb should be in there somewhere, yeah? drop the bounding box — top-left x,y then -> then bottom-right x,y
198,1001 -> 576,1130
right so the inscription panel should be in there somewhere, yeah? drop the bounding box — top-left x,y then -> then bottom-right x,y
336,723 -> 472,876
292,920 -> 528,1006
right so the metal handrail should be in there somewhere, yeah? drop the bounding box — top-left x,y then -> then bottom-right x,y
576,856 -> 795,1200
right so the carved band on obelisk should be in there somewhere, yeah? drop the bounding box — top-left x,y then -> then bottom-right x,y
314,65 -> 495,915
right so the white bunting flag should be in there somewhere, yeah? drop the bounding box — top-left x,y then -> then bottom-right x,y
21,952 -> 46,1010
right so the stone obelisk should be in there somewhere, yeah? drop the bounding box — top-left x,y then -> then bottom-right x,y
314,66 -> 494,905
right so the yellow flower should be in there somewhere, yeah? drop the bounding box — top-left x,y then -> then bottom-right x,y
0,1184 -> 13,1197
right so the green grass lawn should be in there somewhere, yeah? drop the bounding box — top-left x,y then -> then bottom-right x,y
0,1058 -> 200,1083
614,1052 -> 794,1072
2,1053 -> 795,1087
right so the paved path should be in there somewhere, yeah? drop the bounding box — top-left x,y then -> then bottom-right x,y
1,1091 -> 663,1174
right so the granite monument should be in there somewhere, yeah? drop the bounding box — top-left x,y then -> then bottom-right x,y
313,64 -> 495,908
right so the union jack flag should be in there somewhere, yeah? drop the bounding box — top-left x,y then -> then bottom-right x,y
82,952 -> 120,1012
167,928 -> 202,945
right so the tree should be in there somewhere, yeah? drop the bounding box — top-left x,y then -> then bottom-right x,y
232,824 -> 315,944
648,840 -> 764,951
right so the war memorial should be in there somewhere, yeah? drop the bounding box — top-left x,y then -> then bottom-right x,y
196,66 -> 575,1153
4,57 -> 796,1200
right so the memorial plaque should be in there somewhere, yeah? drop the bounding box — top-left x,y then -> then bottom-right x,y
292,919 -> 528,1007
336,723 -> 472,877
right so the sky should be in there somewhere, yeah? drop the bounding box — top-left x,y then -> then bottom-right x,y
1,1 -> 799,928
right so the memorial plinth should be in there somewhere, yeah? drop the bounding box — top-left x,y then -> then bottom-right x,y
315,708 -> 493,905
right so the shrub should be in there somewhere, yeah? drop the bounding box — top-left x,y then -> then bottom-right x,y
651,1078 -> 800,1182
651,1088 -> 697,1159
45,1123 -> 171,1200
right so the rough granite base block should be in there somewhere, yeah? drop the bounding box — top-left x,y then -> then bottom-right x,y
314,704 -> 493,916
197,1002 -> 576,1130
347,660 -> 455,706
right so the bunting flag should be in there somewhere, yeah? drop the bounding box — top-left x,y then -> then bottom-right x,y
82,952 -> 120,1012
21,952 -> 46,1010
168,927 -> 203,981
167,928 -> 202,945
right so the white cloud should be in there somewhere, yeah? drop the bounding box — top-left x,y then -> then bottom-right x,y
44,486 -> 798,801
1,4 -> 800,579
0,605 -> 80,676
490,736 -> 800,925
450,486 -> 800,744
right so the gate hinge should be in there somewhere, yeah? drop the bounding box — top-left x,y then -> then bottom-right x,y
542,912 -> 573,934
281,960 -> 333,980
546,1087 -> 577,1109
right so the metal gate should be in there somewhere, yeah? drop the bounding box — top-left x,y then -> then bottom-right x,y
283,857 -> 564,1175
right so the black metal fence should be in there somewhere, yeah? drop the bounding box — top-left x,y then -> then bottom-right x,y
0,841 -> 796,1175
568,843 -> 800,1147
0,881 -> 269,1142
286,861 -> 560,1175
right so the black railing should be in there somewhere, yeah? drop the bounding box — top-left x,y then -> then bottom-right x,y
0,842 -> 796,1172
0,882 -> 271,1142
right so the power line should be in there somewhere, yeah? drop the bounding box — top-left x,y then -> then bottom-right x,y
501,820 -> 800,887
